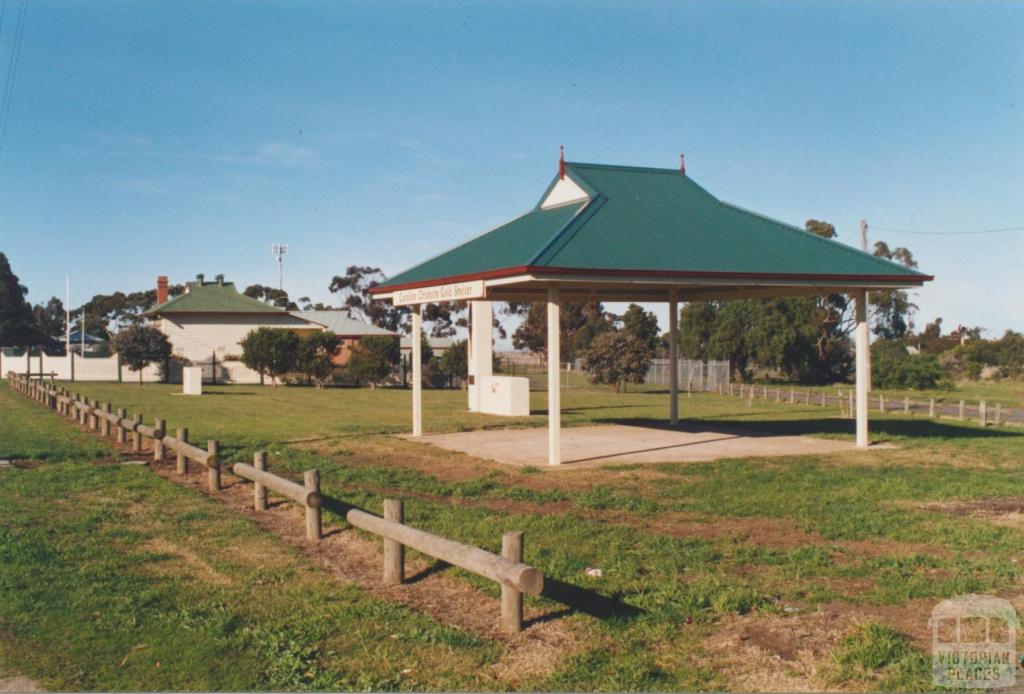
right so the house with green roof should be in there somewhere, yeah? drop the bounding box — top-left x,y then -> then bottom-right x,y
371,156 -> 933,463
146,274 -> 325,367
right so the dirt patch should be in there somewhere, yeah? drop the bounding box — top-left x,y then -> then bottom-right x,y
148,462 -> 584,682
923,497 -> 1024,531
140,538 -> 234,587
0,674 -> 43,693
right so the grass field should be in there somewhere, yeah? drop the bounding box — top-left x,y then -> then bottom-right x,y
2,379 -> 1024,690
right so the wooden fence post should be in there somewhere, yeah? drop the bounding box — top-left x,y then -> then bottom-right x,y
995,403 -> 1002,426
254,451 -> 268,510
383,499 -> 404,585
790,388 -> 795,404
90,399 -> 99,430
879,394 -> 885,413
929,398 -> 936,418
176,428 -> 189,474
979,401 -> 987,427
304,470 -> 321,541
904,397 -> 910,415
959,400 -> 966,421
101,403 -> 111,437
501,531 -> 525,633
116,408 -> 126,444
154,418 -> 166,461
747,387 -> 753,408
132,414 -> 143,453
207,440 -> 221,492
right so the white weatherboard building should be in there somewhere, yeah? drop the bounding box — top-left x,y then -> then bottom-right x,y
145,274 -> 323,365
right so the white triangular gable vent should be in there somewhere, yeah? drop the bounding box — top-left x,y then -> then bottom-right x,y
540,176 -> 589,209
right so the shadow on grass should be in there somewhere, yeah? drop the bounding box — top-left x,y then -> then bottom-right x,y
536,577 -> 643,624
319,497 -> 642,624
583,416 -> 1023,441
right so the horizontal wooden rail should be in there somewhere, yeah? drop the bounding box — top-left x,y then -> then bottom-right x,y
232,463 -> 322,508
339,502 -> 543,596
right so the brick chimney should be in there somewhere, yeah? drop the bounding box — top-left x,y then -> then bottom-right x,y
156,276 -> 169,305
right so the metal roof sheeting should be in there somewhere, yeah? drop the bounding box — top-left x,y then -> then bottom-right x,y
378,162 -> 929,290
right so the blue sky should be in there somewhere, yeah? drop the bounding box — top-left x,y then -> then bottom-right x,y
2,0 -> 1022,340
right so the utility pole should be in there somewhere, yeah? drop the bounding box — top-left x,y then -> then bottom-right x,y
80,309 -> 85,356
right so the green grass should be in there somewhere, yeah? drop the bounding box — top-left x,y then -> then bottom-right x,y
0,461 -> 498,691
5,379 -> 1024,690
0,381 -> 113,462
828,622 -> 930,690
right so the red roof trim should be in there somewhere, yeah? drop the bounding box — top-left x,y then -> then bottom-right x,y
369,265 -> 933,295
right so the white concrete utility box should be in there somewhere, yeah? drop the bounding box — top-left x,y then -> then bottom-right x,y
182,367 -> 203,395
477,376 -> 530,417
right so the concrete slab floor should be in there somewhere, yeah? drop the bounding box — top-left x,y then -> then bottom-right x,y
402,423 -> 861,468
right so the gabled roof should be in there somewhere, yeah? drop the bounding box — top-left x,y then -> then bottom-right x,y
374,162 -> 931,292
290,310 -> 398,337
147,280 -> 287,315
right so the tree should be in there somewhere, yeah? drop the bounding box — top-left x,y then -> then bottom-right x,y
111,324 -> 172,385
438,339 -> 468,386
347,335 -> 400,387
871,241 -> 918,339
73,283 -> 186,338
582,331 -> 653,392
620,304 -> 659,352
240,328 -> 300,386
328,265 -> 470,337
32,297 -> 65,340
243,284 -> 298,310
329,266 -> 409,332
296,331 -> 340,387
507,301 -> 613,362
0,253 -> 43,347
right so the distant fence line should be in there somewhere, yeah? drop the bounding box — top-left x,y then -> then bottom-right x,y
645,359 -> 731,392
6,371 -> 543,633
0,350 -> 263,385
720,382 -> 1023,427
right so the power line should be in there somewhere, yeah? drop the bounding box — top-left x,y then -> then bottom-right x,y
871,224 -> 1024,236
0,0 -> 27,162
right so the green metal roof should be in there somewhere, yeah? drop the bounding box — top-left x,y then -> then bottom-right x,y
376,162 -> 930,290
148,280 -> 286,314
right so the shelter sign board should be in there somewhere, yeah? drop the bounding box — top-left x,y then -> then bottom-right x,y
394,280 -> 485,306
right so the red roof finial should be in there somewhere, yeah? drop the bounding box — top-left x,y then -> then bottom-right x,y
559,145 -> 565,180
680,153 -> 686,176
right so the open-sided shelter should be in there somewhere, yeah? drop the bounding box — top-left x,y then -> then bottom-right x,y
370,157 -> 933,465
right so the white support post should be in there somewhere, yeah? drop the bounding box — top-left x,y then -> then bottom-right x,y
467,300 -> 493,412
669,289 -> 679,426
547,288 -> 561,466
411,306 -> 423,437
855,290 -> 870,448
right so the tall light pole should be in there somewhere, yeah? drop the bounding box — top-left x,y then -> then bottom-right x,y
272,244 -> 288,291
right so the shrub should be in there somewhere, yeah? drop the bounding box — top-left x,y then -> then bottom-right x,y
582,330 -> 653,392
296,331 -> 340,387
348,335 -> 400,387
240,328 -> 300,386
871,340 -> 944,389
111,324 -> 172,385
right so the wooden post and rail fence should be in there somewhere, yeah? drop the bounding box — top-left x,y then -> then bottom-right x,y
5,371 -> 543,632
713,376 -> 1020,427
